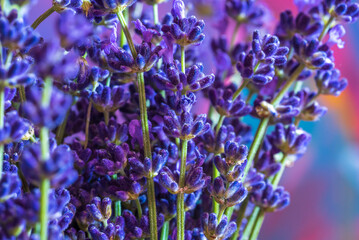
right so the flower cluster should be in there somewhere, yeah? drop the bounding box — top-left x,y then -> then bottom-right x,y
0,0 -> 356,239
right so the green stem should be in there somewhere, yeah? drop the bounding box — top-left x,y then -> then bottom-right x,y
153,4 -> 159,25
116,10 -> 137,57
120,9 -> 128,47
207,106 -> 215,121
232,78 -> 249,101
249,210 -> 265,240
212,166 -> 220,215
56,108 -> 70,144
212,114 -> 225,215
137,73 -> 152,158
243,117 -> 270,178
40,178 -> 50,240
293,80 -> 303,93
271,64 -> 305,106
114,200 -> 121,217
84,101 -> 92,149
19,86 -> 26,103
135,198 -> 142,219
160,221 -> 170,240
104,111 -> 109,125
147,176 -> 157,240
140,73 -> 157,240
231,199 -> 249,240
181,46 -> 185,73
243,64 -> 305,179
16,162 -> 30,193
215,115 -> 225,136
0,0 -> 4,13
225,205 -> 234,220
117,11 -> 157,239
111,174 -> 122,217
177,139 -> 188,240
319,16 -> 334,42
31,6 -> 55,29
272,154 -> 287,188
230,21 -> 241,49
242,206 -> 260,240
39,77 -> 52,240
218,205 -> 226,222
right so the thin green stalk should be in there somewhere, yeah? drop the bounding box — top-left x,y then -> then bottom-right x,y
120,9 -> 128,47
40,178 -> 50,240
114,201 -> 121,217
271,64 -> 305,106
147,176 -> 157,240
84,101 -> 92,149
249,210 -> 265,240
242,206 -> 260,240
31,6 -> 55,29
215,115 -> 225,135
135,198 -> 142,219
160,221 -> 170,240
207,105 -> 215,121
0,86 -> 4,178
116,10 -> 137,57
225,205 -> 234,220
243,64 -> 305,179
153,4 -> 159,25
212,166 -> 220,215
272,154 -> 287,188
117,9 -> 157,239
0,0 -> 4,13
137,73 -> 152,158
19,86 -> 26,103
104,111 -> 109,125
177,139 -> 188,240
230,21 -> 241,49
319,16 -> 334,42
111,174 -> 122,217
56,108 -> 70,144
39,78 -> 52,240
218,205 -> 226,222
16,162 -> 30,193
293,81 -> 303,93
232,79 -> 249,100
243,118 -> 270,178
139,72 -> 157,240
231,199 -> 249,240
181,46 -> 185,73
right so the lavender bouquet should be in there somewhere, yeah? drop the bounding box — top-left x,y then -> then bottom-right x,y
0,0 -> 357,239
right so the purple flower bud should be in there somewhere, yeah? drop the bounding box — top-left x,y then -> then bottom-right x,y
269,123 -> 311,156
22,86 -> 72,129
56,10 -> 93,51
172,0 -> 186,19
250,181 -> 290,212
237,31 -> 287,85
202,213 -> 237,239
225,0 -> 266,28
21,141 -> 78,188
0,172 -> 21,202
0,111 -> 29,145
86,197 -> 112,223
0,10 -> 41,52
92,84 -> 130,113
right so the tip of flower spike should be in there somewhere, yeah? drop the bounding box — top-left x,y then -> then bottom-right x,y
172,0 -> 186,19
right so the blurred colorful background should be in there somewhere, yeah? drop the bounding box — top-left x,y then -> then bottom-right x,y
28,0 -> 359,239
